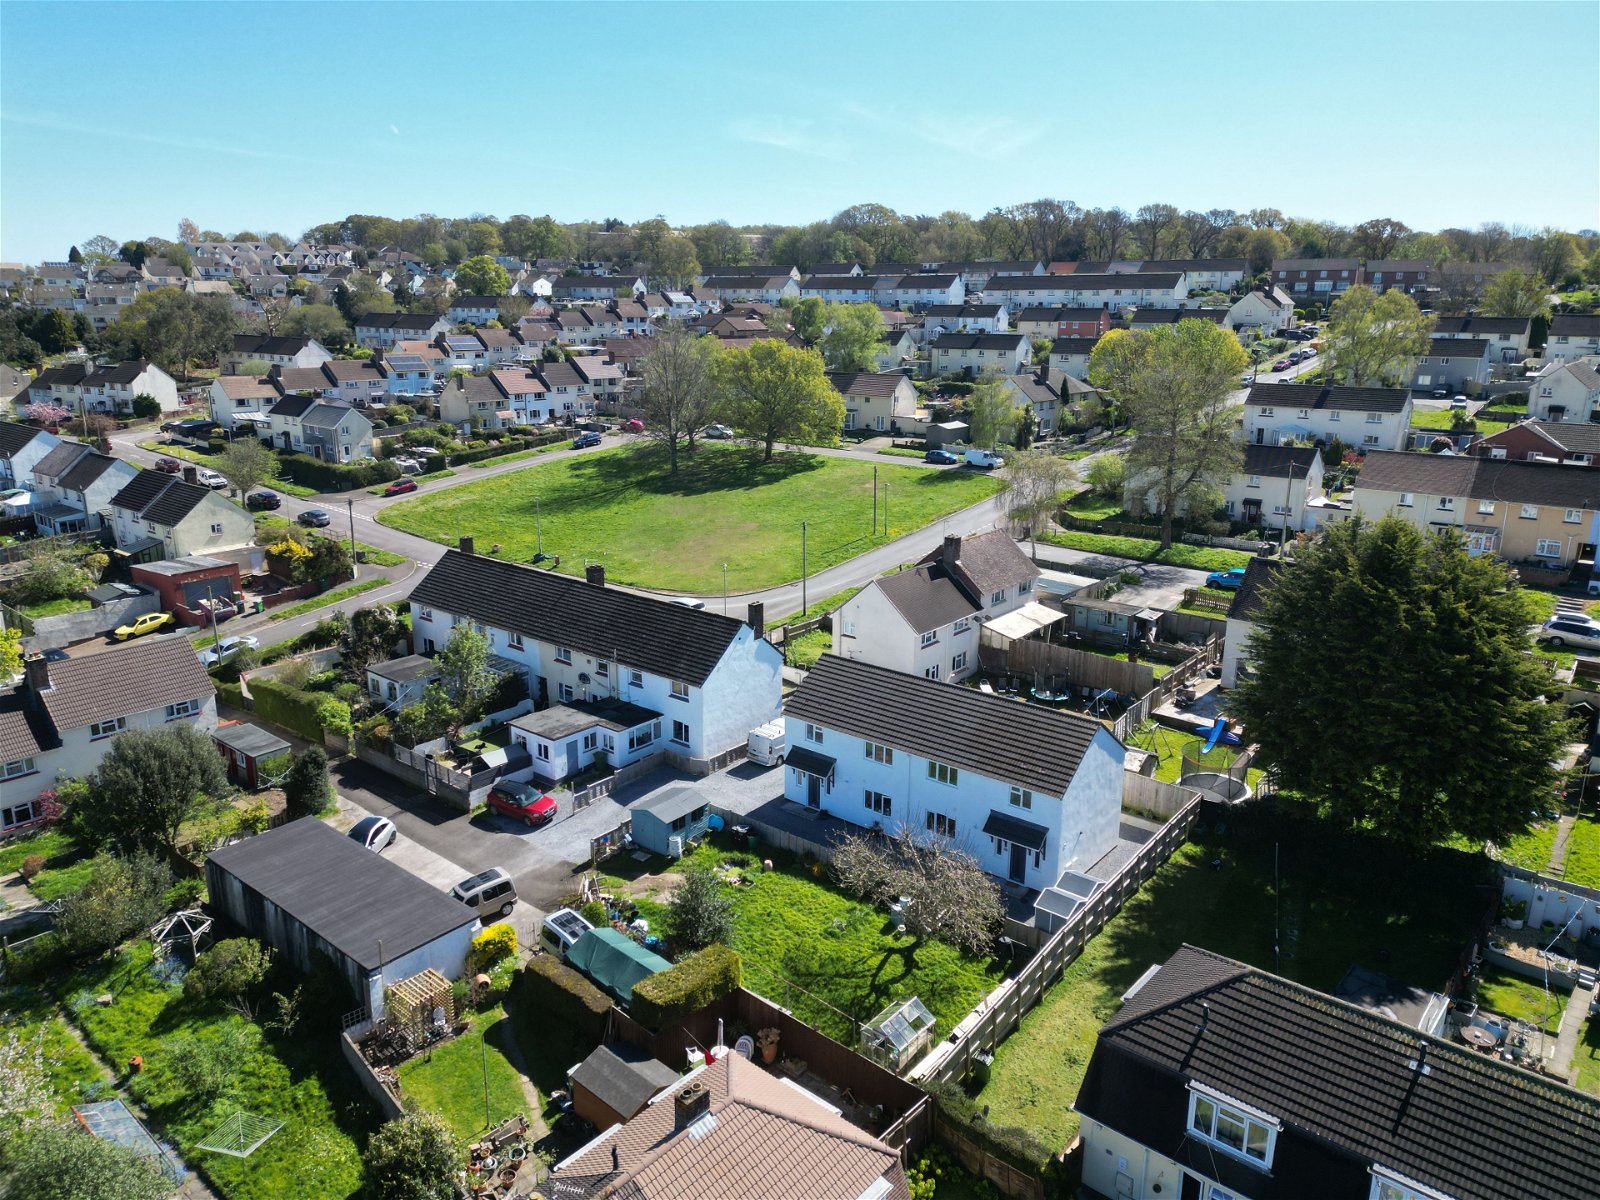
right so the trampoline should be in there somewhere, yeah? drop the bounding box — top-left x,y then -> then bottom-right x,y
72,1099 -> 186,1181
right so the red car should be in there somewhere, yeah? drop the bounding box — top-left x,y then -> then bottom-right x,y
155,457 -> 181,474
487,781 -> 557,827
383,479 -> 418,497
623,418 -> 645,432
1271,358 -> 1293,372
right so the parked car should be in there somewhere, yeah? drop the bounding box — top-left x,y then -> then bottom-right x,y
1272,359 -> 1293,372
246,489 -> 280,510
964,447 -> 1006,469
1301,346 -> 1317,359
572,431 -> 603,449
671,597 -> 706,609
1541,617 -> 1600,650
1287,350 -> 1306,364
703,424 -> 734,439
112,611 -> 175,641
451,867 -> 517,919
1240,373 -> 1256,387
383,479 -> 418,497
924,448 -> 959,464
348,815 -> 398,853
198,634 -> 260,668
1205,567 -> 1248,591
486,781 -> 558,828
298,508 -> 332,527
194,468 -> 227,490
623,418 -> 645,433
539,908 -> 594,960
1449,395 -> 1469,410
155,457 -> 181,474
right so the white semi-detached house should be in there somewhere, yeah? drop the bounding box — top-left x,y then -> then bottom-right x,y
1242,383 -> 1413,451
406,547 -> 783,771
1527,359 -> 1600,424
931,332 -> 1029,379
782,654 -> 1124,892
885,274 -> 965,309
1543,314 -> 1600,365
0,639 -> 217,829
1432,315 -> 1533,363
826,370 -> 919,434
21,359 -> 180,417
0,422 -> 61,489
108,469 -> 255,560
833,531 -> 1041,682
800,275 -> 884,305
222,334 -> 332,373
28,443 -> 136,536
354,311 -> 451,349
922,303 -> 1010,337
985,273 -> 1189,312
1412,337 -> 1493,393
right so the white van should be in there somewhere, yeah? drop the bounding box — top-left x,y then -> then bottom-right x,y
539,907 -> 594,960
965,447 -> 1006,469
747,721 -> 785,766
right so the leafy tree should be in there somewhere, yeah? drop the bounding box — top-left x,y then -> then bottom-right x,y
301,536 -> 352,584
1323,285 -> 1433,387
1481,269 -> 1553,320
130,393 -> 162,419
0,627 -> 23,680
118,240 -> 150,268
1349,217 -> 1413,260
648,234 -> 702,292
1084,453 -> 1125,500
280,303 -> 350,347
790,296 -> 828,344
667,868 -> 734,950
716,341 -> 844,461
436,623 -> 496,734
1094,320 -> 1247,547
217,436 -> 276,497
33,310 -> 78,355
184,937 -> 274,1003
819,302 -> 883,371
79,725 -> 229,854
1000,449 -> 1075,560
831,828 -> 1002,956
339,604 -> 406,680
8,545 -> 92,607
454,255 -> 511,297
1232,516 -> 1572,846
2,1122 -> 171,1200
363,1110 -> 457,1200
965,370 -> 1021,449
1030,337 -> 1053,366
334,277 -> 394,324
102,289 -> 237,379
638,327 -> 721,474
54,853 -> 173,959
687,220 -> 749,269
392,684 -> 455,746
283,746 -> 333,818
161,1023 -> 256,1101
80,234 -> 122,264
235,358 -> 271,377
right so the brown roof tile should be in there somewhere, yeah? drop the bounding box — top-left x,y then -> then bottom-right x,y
34,636 -> 214,734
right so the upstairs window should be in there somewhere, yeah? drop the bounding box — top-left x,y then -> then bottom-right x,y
1188,1087 -> 1279,1168
554,646 -> 572,665
928,761 -> 959,787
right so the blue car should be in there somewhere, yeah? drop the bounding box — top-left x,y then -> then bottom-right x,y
1205,567 -> 1247,591
924,448 -> 959,464
572,431 -> 602,449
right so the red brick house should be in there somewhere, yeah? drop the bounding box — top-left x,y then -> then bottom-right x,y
1470,419 -> 1600,469
130,555 -> 242,626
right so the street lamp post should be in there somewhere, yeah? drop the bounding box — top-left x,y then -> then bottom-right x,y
345,498 -> 358,581
722,563 -> 728,616
801,521 -> 808,617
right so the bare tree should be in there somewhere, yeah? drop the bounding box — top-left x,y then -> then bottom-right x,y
1001,449 -> 1077,561
1134,203 -> 1180,259
638,326 -> 721,474
831,827 -> 1003,956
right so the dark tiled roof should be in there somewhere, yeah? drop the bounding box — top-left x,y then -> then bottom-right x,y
356,312 -> 443,330
1129,307 -> 1226,325
141,480 -> 211,527
0,694 -> 47,760
31,441 -> 89,480
1357,449 -> 1600,509
1137,258 -> 1248,273
1244,383 -> 1410,413
232,334 -> 319,356
873,564 -> 979,633
35,636 -> 213,734
268,394 -> 318,419
1241,444 -> 1319,478
569,1044 -> 679,1121
1078,945 -> 1600,1200
409,550 -> 749,686
924,304 -> 1004,319
109,469 -> 175,515
57,452 -> 121,492
1512,420 -> 1600,456
1550,314 -> 1600,338
1050,337 -> 1101,356
207,818 -> 476,972
1431,316 -> 1531,337
916,529 -> 1039,598
0,422 -> 49,459
931,333 -> 1026,351
825,371 -> 906,398
1031,272 -> 1184,290
1227,557 -> 1284,622
1425,336 -> 1490,358
786,655 -> 1108,796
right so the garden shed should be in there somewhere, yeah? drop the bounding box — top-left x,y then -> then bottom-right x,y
630,785 -> 710,857
566,928 -> 671,1004
211,721 -> 291,789
569,1043 -> 679,1130
205,818 -> 479,1020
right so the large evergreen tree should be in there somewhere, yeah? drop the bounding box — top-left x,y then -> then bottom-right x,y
1231,516 -> 1572,845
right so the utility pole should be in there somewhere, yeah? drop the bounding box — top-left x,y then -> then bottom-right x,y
345,498 -> 358,581
872,464 -> 878,535
722,563 -> 728,616
801,521 -> 808,617
534,496 -> 543,557
1280,458 -> 1298,557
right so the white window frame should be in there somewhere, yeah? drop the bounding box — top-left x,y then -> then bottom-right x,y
628,668 -> 644,688
1186,1085 -> 1279,1169
1368,1167 -> 1458,1200
165,699 -> 200,721
920,630 -> 937,648
1476,500 -> 1494,515
928,760 -> 959,787
1009,786 -> 1032,810
804,722 -> 823,745
1535,538 -> 1562,558
1437,497 -> 1453,510
951,650 -> 968,672
989,590 -> 1005,605
670,680 -> 689,701
554,646 -> 573,665
671,719 -> 690,746
1564,508 -> 1583,523
953,617 -> 971,634
0,757 -> 37,781
1398,492 -> 1414,507
864,741 -> 893,764
89,716 -> 128,740
864,789 -> 891,816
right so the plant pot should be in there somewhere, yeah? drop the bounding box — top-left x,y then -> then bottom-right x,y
760,1040 -> 778,1064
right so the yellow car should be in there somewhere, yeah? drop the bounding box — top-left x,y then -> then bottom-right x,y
112,612 -> 175,641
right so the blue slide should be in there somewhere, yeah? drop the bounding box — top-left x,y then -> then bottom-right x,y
1202,717 -> 1228,754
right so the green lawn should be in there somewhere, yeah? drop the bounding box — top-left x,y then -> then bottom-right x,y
1062,491 -> 1124,521
1498,821 -> 1559,873
0,828 -> 93,901
19,596 -> 92,619
1174,603 -> 1227,622
1575,1017 -> 1600,1097
666,840 -> 1005,1043
876,447 -> 926,460
467,443 -> 569,468
1038,530 -> 1254,572
394,1002 -> 529,1143
0,829 -> 75,876
28,856 -> 97,901
1410,409 -> 1476,432
784,628 -> 832,669
977,814 -> 1491,1151
267,577 -> 386,620
773,586 -> 862,627
378,444 -> 1001,593
1563,818 -> 1600,888
1476,965 -> 1566,1033
58,941 -> 376,1200
1124,726 -> 1259,787
0,983 -> 106,1112
1522,590 -> 1561,622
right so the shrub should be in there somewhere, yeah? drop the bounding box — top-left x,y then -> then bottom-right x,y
130,394 -> 163,420
161,1024 -> 257,1102
471,922 -> 518,968
667,869 -> 733,950
630,944 -> 742,1030
54,853 -> 173,959
363,1110 -> 456,1200
277,452 -> 399,492
251,676 -> 351,742
579,900 -> 609,927
164,877 -> 205,909
20,853 -> 45,880
283,746 -> 333,817
1084,454 -> 1125,499
514,953 -> 612,1044
184,937 -> 274,1002
924,1080 -> 1055,1171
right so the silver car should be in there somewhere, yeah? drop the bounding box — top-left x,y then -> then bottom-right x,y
1541,616 -> 1600,650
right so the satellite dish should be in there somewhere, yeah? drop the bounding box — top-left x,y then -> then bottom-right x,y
578,672 -> 591,684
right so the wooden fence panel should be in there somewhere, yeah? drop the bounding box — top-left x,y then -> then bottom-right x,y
980,632 -> 1155,697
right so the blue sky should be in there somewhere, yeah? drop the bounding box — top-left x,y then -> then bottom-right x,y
2,1 -> 1595,262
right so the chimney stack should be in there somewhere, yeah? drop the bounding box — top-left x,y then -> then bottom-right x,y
746,601 -> 764,639
942,533 -> 962,566
182,465 -> 198,485
586,564 -> 606,587
459,535 -> 475,555
673,1080 -> 710,1132
24,654 -> 51,695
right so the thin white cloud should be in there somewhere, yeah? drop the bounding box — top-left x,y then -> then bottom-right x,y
839,101 -> 1039,162
390,124 -> 400,136
1,109 -> 329,164
728,118 -> 845,161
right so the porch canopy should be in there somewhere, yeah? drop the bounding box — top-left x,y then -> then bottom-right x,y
784,746 -> 837,784
983,601 -> 1070,644
982,810 -> 1050,851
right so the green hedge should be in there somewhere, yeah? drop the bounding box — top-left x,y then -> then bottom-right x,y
925,1080 -> 1058,1174
249,676 -> 352,740
446,431 -> 567,466
277,452 -> 400,492
515,953 -> 612,1044
630,944 -> 741,1031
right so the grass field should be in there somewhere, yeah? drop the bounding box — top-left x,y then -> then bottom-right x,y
58,941 -> 376,1200
1061,492 -> 1124,521
0,983 -> 106,1112
267,577 -> 386,620
0,828 -> 93,901
378,444 -> 1001,593
19,596 -> 92,619
1576,1017 -> 1600,1097
1038,530 -> 1254,572
1476,966 -> 1566,1034
1498,821 -> 1559,873
1563,817 -> 1600,888
394,1002 -> 529,1143
977,814 -> 1491,1150
1411,409 -> 1475,432
138,442 -> 316,496
0,829 -> 74,875
784,628 -> 833,668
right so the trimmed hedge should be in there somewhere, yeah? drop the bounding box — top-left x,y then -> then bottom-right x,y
630,944 -> 741,1031
515,953 -> 612,1044
249,675 -> 352,740
277,452 -> 400,492
446,430 -> 567,466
